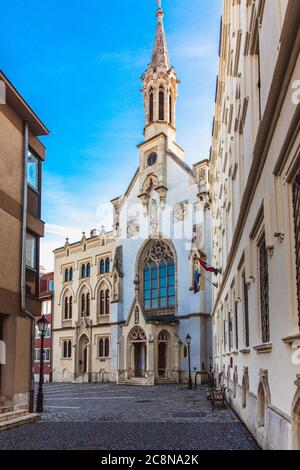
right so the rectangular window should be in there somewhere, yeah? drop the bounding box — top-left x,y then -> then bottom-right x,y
292,169 -> 300,327
98,337 -> 110,358
27,151 -> 39,190
62,340 -> 72,359
242,273 -> 250,347
25,233 -> 37,269
259,236 -> 270,343
34,348 -> 50,361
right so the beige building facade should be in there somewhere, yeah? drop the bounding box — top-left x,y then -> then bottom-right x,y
0,70 -> 48,413
52,230 -> 116,382
210,0 -> 300,450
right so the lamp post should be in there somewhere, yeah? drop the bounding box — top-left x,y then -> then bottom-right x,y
36,314 -> 49,413
186,333 -> 192,390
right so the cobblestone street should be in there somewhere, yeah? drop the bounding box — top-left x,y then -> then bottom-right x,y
0,383 -> 259,450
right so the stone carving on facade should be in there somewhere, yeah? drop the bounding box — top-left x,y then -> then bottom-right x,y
127,220 -> 140,239
174,200 -> 188,222
111,246 -> 123,302
74,317 -> 92,346
150,199 -> 158,232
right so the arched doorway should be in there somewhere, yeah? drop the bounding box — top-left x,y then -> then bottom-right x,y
158,330 -> 170,378
78,334 -> 89,376
128,326 -> 147,378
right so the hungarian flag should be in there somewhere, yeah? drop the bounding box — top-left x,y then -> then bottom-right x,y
198,258 -> 222,276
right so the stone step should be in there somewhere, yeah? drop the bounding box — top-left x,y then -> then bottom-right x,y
0,406 -> 13,414
0,413 -> 40,431
0,409 -> 28,423
122,378 -> 147,386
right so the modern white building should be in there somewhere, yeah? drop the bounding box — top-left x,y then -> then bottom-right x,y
210,0 -> 300,450
52,5 -> 213,386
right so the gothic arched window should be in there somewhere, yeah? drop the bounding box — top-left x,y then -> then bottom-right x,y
64,297 -> 69,319
159,86 -> 164,120
105,338 -> 110,357
169,94 -> 173,124
81,264 -> 86,278
86,263 -> 91,277
100,290 -> 105,315
67,340 -> 72,358
100,259 -> 105,274
81,293 -> 86,316
69,296 -> 73,318
86,293 -> 90,316
99,338 -> 104,357
105,258 -> 110,273
142,240 -> 175,310
149,88 -> 154,123
64,268 -> 69,283
69,267 -> 73,281
105,289 -> 110,314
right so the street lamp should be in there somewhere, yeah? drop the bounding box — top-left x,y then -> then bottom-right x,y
36,314 -> 49,413
186,333 -> 192,390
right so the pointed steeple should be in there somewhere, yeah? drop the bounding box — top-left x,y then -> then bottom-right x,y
151,6 -> 170,70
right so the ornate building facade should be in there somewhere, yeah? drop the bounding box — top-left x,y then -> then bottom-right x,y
210,0 -> 300,450
52,5 -> 212,385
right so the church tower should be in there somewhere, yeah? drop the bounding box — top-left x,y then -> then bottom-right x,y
142,5 -> 179,143
138,3 -> 183,213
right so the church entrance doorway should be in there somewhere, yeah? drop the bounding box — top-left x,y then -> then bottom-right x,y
157,330 -> 170,378
128,326 -> 147,378
78,334 -> 89,376
134,342 -> 146,377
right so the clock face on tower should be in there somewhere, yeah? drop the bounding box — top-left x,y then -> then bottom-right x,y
147,152 -> 157,167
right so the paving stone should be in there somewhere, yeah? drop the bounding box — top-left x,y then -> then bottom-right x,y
0,383 -> 259,450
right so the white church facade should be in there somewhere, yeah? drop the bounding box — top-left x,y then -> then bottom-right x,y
52,5 -> 213,385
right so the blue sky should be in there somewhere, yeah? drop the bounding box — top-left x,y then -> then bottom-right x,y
1,0 -> 222,271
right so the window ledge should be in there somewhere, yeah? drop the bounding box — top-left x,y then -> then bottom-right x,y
97,315 -> 110,324
240,348 -> 251,354
253,342 -> 272,354
282,333 -> 300,345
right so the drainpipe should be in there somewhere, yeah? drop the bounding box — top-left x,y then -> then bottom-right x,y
21,121 -> 35,413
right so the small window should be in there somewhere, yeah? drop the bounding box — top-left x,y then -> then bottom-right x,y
81,293 -> 86,316
100,290 -> 105,315
81,264 -> 86,278
69,268 -> 73,281
105,258 -> 110,273
149,89 -> 154,123
159,86 -> 164,120
87,263 -> 91,277
69,296 -> 73,318
25,233 -> 37,269
49,280 -> 54,291
99,337 -> 110,358
27,151 -> 39,190
62,340 -> 72,358
105,289 -> 110,315
100,259 -> 105,274
64,268 -> 69,283
86,293 -> 90,316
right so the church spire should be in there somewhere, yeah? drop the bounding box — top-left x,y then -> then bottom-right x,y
151,4 -> 170,71
141,2 -> 179,143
